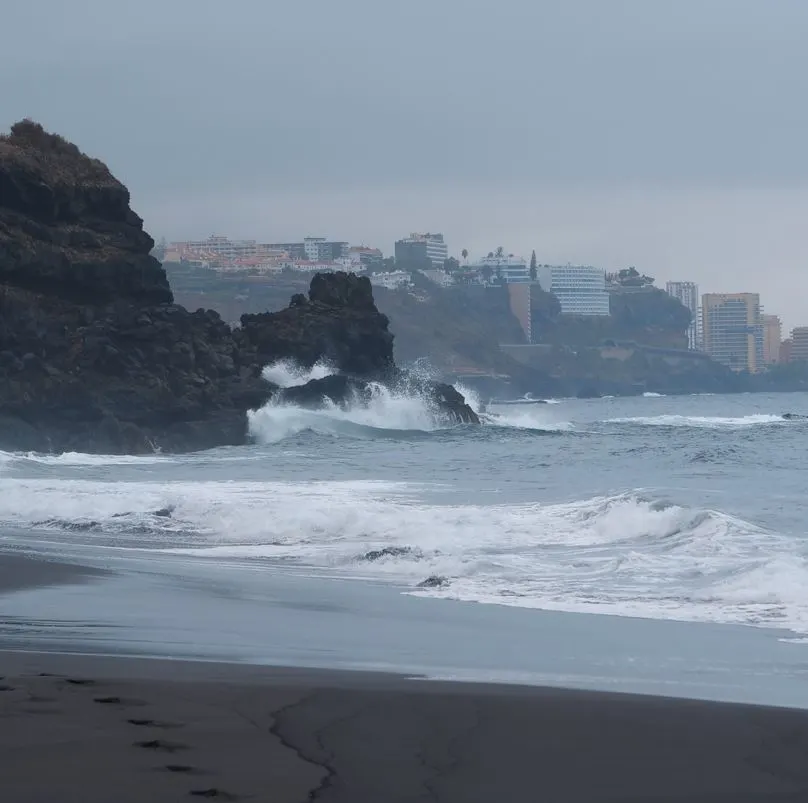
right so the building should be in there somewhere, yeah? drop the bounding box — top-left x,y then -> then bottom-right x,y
369,270 -> 413,290
701,293 -> 762,372
349,246 -> 384,269
472,254 -> 531,284
665,281 -> 701,350
536,264 -> 610,316
760,314 -> 782,365
264,238 -> 349,262
780,338 -> 793,363
394,233 -> 448,269
790,327 -> 808,362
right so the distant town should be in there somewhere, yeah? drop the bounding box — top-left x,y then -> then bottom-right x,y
156,232 -> 795,375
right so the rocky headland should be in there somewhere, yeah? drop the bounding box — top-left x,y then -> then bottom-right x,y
0,120 -> 476,454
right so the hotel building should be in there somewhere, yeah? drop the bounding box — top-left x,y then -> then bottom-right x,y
537,264 -> 610,316
701,293 -> 762,372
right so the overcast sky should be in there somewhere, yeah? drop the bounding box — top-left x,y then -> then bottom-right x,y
3,0 -> 808,328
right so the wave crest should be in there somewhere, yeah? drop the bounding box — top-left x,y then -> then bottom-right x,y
6,476 -> 804,634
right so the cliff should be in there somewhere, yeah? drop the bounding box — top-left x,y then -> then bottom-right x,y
0,122 -> 476,453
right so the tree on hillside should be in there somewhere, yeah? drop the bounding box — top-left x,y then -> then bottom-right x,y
495,246 -> 505,258
481,265 -> 494,282
444,257 -> 460,273
461,248 -> 469,263
530,250 -> 537,280
613,266 -> 654,287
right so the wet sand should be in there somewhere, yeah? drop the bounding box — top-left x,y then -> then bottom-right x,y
0,552 -> 108,593
2,650 -> 808,802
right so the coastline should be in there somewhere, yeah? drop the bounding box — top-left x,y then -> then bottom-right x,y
3,548 -> 808,711
3,649 -> 808,801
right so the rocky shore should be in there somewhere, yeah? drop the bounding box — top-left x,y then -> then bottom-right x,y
0,120 -> 476,454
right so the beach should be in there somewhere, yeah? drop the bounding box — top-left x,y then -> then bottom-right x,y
4,650 -> 808,801
2,554 -> 808,801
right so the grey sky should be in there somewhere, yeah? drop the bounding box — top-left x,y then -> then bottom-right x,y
4,0 -> 808,328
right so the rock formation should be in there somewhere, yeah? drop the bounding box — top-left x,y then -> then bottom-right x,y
0,121 -> 477,453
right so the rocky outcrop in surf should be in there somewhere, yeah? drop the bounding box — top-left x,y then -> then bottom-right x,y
0,120 -> 476,453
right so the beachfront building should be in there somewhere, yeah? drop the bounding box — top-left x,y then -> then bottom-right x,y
701,293 -> 762,372
790,327 -> 808,363
472,254 -> 531,284
394,233 -> 448,269
666,281 -> 701,350
761,314 -> 782,365
536,264 -> 610,316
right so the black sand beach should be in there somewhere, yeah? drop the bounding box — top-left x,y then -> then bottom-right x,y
1,649 -> 808,802
0,553 -> 108,593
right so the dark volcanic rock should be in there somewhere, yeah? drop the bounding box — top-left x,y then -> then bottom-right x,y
277,374 -> 372,410
238,272 -> 395,377
0,121 -> 478,453
0,120 -> 171,306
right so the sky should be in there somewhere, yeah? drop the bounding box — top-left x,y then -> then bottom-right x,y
3,0 -> 808,329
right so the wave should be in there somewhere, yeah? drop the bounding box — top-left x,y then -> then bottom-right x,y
261,359 -> 335,388
606,414 -> 786,429
642,392 -> 666,398
480,408 -> 574,432
0,450 -> 172,468
248,382 -> 455,444
5,476 -> 807,635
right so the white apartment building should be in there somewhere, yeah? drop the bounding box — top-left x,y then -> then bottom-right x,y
665,281 -> 701,350
537,264 -> 610,316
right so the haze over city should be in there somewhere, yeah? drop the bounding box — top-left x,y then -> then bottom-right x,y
3,0 -> 808,327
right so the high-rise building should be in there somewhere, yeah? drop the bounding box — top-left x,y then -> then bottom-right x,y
701,293 -> 762,372
665,281 -> 700,350
394,233 -> 448,269
536,264 -> 610,316
760,314 -> 782,365
790,327 -> 808,362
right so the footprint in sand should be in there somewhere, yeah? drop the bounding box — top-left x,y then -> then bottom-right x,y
128,717 -> 184,729
94,695 -> 147,706
134,738 -> 189,754
189,789 -> 241,800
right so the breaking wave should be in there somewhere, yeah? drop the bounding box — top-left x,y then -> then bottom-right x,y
247,362 -> 568,443
261,359 -> 335,388
4,475 -> 808,636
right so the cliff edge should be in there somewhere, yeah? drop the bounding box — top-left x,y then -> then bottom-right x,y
0,121 -> 476,453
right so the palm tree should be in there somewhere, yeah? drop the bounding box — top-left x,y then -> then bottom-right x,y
495,246 -> 504,258
461,248 -> 468,264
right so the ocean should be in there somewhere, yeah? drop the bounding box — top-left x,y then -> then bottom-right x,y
3,366 -> 808,707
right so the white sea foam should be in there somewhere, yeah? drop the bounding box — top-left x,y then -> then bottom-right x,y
642,392 -> 666,398
261,359 -> 335,388
606,414 -> 785,429
481,401 -> 574,431
0,450 -> 172,467
4,473 -> 807,635
248,382 -> 449,443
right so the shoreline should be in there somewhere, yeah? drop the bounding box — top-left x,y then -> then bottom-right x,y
3,649 -> 808,801
0,552 -> 109,594
3,548 -> 808,711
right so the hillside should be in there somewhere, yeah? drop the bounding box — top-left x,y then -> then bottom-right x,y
163,264 -> 752,397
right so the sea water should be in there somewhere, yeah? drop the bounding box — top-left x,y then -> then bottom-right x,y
3,372 -> 808,705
